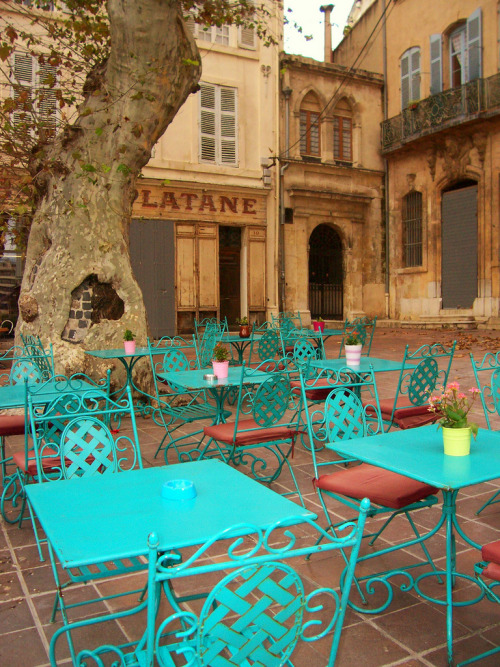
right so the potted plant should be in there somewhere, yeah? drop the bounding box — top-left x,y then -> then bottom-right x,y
312,317 -> 325,333
123,329 -> 136,355
236,316 -> 251,339
428,382 -> 480,456
212,343 -> 230,378
344,332 -> 362,365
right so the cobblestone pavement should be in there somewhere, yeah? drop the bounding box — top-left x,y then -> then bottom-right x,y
1,327 -> 500,666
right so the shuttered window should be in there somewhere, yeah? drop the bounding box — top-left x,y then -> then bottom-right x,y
299,91 -> 321,158
333,99 -> 353,163
401,47 -> 420,109
238,25 -> 256,49
11,52 -> 58,138
449,10 -> 482,87
430,34 -> 442,95
403,191 -> 423,268
199,83 -> 238,166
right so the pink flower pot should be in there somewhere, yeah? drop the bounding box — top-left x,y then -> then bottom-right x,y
124,340 -> 136,355
313,321 -> 325,332
345,344 -> 362,365
212,360 -> 229,378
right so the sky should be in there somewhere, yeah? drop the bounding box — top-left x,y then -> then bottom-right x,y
284,0 -> 355,61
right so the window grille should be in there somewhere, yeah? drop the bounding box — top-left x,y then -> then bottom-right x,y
403,191 -> 423,267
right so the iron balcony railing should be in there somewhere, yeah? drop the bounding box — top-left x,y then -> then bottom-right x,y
381,72 -> 500,152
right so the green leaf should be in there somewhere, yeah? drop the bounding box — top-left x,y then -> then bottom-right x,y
117,163 -> 131,176
81,163 -> 97,173
94,127 -> 103,136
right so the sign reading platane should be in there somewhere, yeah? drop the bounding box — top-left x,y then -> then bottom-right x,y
134,183 -> 267,224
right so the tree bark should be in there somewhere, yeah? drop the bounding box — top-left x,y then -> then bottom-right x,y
18,0 -> 201,389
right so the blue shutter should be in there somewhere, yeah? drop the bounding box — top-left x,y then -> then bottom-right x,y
467,8 -> 482,81
430,34 -> 442,95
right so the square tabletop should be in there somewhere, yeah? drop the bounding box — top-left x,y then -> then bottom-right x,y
329,424 -> 500,490
85,347 -> 151,361
26,460 -> 315,569
311,356 -> 416,373
159,366 -> 272,391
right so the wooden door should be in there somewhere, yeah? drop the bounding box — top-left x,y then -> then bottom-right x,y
219,226 -> 241,328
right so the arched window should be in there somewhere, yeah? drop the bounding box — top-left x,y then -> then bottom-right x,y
300,92 -> 321,158
401,46 -> 421,109
402,191 -> 423,267
333,98 -> 352,163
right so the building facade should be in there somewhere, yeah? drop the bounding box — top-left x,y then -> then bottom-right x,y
279,53 -> 385,324
334,0 -> 500,326
133,7 -> 282,336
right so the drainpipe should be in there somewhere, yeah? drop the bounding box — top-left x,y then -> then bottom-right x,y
382,0 -> 390,319
320,5 -> 334,63
279,86 -> 292,312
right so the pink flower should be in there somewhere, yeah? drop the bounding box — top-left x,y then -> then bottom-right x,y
469,387 -> 480,394
446,382 -> 460,391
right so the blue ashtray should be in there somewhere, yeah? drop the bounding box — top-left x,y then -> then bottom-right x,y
161,479 -> 197,501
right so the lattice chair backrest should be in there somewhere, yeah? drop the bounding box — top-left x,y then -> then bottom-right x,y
292,339 -> 319,367
407,357 -> 439,406
198,329 -> 218,368
256,329 -> 280,362
251,374 -> 291,427
159,348 -> 190,374
10,359 -> 43,385
470,351 -> 500,429
60,416 -> 118,478
197,562 -> 304,666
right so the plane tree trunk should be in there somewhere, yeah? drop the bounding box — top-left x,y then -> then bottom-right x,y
18,0 -> 201,388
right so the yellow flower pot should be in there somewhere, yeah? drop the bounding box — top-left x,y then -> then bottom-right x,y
442,426 -> 471,457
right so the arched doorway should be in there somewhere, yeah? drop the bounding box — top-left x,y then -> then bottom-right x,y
308,224 -> 343,319
441,180 -> 477,309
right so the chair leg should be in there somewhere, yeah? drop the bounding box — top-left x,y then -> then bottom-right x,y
475,489 -> 500,515
0,471 -> 26,525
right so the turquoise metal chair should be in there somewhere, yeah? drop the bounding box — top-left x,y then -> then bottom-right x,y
372,340 -> 457,431
299,366 -> 441,608
455,540 -> 500,666
338,315 -> 377,358
144,337 -> 229,462
198,365 -> 305,505
470,351 -> 500,514
0,372 -> 113,546
247,327 -> 281,369
50,500 -> 371,667
0,344 -> 55,487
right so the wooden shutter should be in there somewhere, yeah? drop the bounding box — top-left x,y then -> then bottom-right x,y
184,14 -> 196,35
410,48 -> 420,101
430,34 -> 442,95
12,53 -> 34,128
38,62 -> 57,136
220,86 -> 237,165
467,8 -> 482,81
401,51 -> 410,109
239,25 -> 256,49
200,83 -> 217,162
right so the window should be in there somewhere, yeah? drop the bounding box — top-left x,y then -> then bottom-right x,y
196,25 -> 230,45
299,92 -> 321,158
403,191 -> 423,267
11,52 -> 58,139
333,98 -> 352,162
430,34 -> 443,95
199,83 -> 238,166
401,47 -> 420,109
449,9 -> 482,86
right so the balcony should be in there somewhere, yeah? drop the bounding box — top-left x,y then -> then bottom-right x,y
381,72 -> 500,152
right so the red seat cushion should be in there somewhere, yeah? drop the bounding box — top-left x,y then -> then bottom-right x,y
290,379 -> 336,401
365,398 -> 439,429
314,463 -> 438,509
0,414 -> 26,437
12,450 -> 62,476
482,562 -> 500,582
203,419 -> 299,447
482,540 -> 500,565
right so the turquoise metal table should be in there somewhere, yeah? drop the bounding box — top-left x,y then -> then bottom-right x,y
310,356 -> 416,373
330,424 -> 500,666
26,460 -> 329,665
85,347 -> 151,394
160,365 -> 272,424
0,376 -> 105,410
220,330 -> 263,364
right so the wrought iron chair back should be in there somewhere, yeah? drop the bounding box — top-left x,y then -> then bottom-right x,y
377,341 -> 456,431
338,316 -> 377,358
144,337 -> 228,462
470,351 -> 500,429
198,366 -> 305,504
197,328 -> 220,368
248,328 -> 280,366
299,365 -> 440,610
19,333 -> 55,379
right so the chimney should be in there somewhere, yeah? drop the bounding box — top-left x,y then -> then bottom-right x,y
320,4 -> 334,63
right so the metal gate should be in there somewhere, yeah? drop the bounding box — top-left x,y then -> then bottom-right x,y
130,218 -> 176,338
308,224 -> 343,319
441,183 -> 478,309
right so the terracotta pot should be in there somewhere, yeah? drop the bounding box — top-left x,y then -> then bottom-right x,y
442,426 -> 471,456
212,360 -> 229,378
124,340 -> 136,355
239,324 -> 251,338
